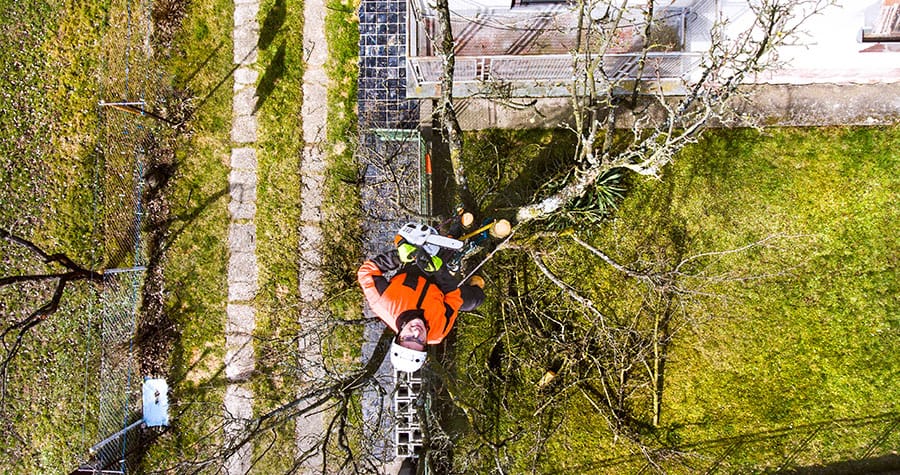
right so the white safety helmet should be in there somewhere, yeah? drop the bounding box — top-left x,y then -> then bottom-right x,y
390,341 -> 427,373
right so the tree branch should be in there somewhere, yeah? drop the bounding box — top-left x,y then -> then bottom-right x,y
528,250 -> 606,324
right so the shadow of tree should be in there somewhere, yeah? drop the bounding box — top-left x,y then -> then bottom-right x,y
254,42 -> 286,114
137,128 -> 229,376
784,453 -> 900,475
259,0 -> 286,51
553,412 -> 900,474
180,40 -> 225,89
431,128 -> 578,220
161,186 -> 230,256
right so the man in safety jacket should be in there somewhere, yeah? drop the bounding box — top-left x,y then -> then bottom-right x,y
357,247 -> 485,373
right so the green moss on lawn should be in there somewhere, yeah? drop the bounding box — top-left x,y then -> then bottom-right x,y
660,127 -> 899,471
456,125 -> 899,472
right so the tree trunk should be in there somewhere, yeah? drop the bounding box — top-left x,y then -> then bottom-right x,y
433,0 -> 477,212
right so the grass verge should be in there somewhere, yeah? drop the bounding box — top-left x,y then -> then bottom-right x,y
141,0 -> 232,468
321,0 -> 363,364
251,0 -> 304,468
455,125 -> 899,472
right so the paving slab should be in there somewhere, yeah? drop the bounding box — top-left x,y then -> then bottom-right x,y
233,86 -> 258,116
234,3 -> 260,30
228,222 -> 256,251
234,26 -> 260,65
228,200 -> 257,221
230,147 -> 258,170
231,114 -> 258,143
229,169 -> 258,201
228,281 -> 258,302
225,305 -> 256,385
226,0 -> 260,472
297,0 -> 331,463
234,66 -> 260,87
228,252 -> 259,284
224,384 -> 254,473
302,86 -> 328,143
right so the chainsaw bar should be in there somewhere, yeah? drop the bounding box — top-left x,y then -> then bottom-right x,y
423,233 -> 464,251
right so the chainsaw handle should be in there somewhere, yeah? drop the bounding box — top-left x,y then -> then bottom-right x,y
396,222 -> 463,253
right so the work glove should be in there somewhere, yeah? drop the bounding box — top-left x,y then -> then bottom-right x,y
371,249 -> 401,273
395,239 -> 442,273
417,254 -> 443,274
397,243 -> 418,263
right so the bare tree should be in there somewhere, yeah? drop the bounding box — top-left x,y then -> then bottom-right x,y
418,0 -> 832,471
432,0 -> 478,213
0,229 -> 107,408
429,0 -> 830,225
514,0 -> 832,223
432,230 -> 809,472
140,327 -> 400,475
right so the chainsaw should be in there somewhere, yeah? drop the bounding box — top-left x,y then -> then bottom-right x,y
394,215 -> 511,276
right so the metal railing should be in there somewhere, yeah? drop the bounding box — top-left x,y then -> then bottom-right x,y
404,0 -> 718,98
407,52 -> 703,96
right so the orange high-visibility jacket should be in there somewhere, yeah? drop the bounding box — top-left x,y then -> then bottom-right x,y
357,260 -> 463,344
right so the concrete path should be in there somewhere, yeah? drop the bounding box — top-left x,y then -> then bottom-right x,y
223,0 -> 330,470
295,0 -> 328,469
224,0 -> 259,473
452,81 -> 900,131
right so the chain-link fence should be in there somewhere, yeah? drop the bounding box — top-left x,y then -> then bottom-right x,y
76,0 -> 162,471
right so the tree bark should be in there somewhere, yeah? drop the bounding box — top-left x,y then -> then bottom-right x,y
433,0 -> 477,212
